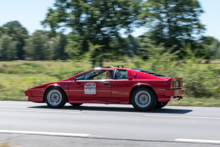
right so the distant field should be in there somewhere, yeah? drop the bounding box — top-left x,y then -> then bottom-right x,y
1,60 -> 220,107
0,60 -> 72,67
1,60 -> 220,69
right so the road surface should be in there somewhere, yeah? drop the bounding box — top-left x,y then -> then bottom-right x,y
0,101 -> 220,147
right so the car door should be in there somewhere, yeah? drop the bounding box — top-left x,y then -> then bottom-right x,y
68,69 -> 114,103
111,69 -> 131,104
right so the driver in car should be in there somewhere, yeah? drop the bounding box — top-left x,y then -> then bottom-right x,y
106,70 -> 112,79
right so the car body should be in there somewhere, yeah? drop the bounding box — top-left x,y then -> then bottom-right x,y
25,66 -> 186,111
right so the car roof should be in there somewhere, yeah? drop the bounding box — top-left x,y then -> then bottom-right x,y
94,66 -> 167,77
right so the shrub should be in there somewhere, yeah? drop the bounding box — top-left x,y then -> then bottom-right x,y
0,67 -> 6,73
21,62 -> 43,67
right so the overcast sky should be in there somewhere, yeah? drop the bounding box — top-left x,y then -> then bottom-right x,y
0,0 -> 219,40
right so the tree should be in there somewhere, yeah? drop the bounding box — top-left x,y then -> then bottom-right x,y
123,35 -> 140,57
2,21 -> 29,60
42,0 -> 141,66
46,33 -> 68,60
0,27 -> 4,36
200,36 -> 220,59
0,34 -> 17,60
24,30 -> 68,60
141,0 -> 205,58
24,30 -> 50,60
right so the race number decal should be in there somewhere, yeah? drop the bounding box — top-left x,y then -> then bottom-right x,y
84,83 -> 96,94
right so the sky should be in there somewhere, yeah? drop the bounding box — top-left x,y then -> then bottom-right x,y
0,0 -> 220,40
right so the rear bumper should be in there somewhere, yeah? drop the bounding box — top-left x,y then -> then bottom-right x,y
165,88 -> 186,96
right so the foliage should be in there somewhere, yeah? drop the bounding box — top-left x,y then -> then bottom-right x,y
24,30 -> 51,60
22,62 -> 43,67
140,0 -> 205,58
201,36 -> 220,59
0,34 -> 17,60
0,1 -> 220,63
131,45 -> 220,98
2,21 -> 29,60
169,97 -> 220,107
0,21 -> 68,61
42,0 -> 141,65
23,31 -> 67,60
45,33 -> 68,60
123,35 -> 140,57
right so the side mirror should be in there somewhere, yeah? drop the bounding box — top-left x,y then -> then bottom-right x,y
74,77 -> 76,82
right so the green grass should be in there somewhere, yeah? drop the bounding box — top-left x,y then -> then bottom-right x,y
0,73 -> 59,101
169,97 -> 220,107
1,60 -> 220,107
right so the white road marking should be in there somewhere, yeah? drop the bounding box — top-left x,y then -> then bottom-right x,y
144,114 -> 220,120
0,130 -> 90,137
0,109 -> 81,114
175,138 -> 220,144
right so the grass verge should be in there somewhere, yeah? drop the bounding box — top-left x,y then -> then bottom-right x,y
169,97 -> 220,107
1,60 -> 220,107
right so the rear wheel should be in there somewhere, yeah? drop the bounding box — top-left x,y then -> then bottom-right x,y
154,102 -> 168,109
45,87 -> 66,108
70,103 -> 83,107
131,87 -> 157,111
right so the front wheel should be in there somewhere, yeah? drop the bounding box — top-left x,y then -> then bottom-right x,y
131,88 -> 157,111
45,87 -> 67,108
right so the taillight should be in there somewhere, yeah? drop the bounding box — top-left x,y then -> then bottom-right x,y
171,81 -> 175,88
176,81 -> 180,87
171,78 -> 183,89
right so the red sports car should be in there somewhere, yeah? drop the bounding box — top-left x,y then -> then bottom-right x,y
25,66 -> 185,111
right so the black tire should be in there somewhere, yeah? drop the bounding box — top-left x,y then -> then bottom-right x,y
131,87 -> 157,111
45,87 -> 67,108
154,102 -> 168,109
70,103 -> 83,107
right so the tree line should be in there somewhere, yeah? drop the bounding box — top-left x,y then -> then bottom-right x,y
0,22 -> 67,61
0,0 -> 220,64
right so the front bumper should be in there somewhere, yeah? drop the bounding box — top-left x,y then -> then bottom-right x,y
24,90 -> 32,96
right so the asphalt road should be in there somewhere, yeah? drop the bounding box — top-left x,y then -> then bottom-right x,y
0,101 -> 220,147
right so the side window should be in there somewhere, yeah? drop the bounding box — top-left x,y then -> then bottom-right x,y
89,70 -> 114,80
76,70 -> 114,80
115,70 -> 128,79
76,70 -> 94,80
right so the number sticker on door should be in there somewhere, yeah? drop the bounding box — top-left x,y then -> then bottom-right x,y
84,83 -> 96,94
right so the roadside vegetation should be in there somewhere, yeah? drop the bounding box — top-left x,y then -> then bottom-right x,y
1,46 -> 220,107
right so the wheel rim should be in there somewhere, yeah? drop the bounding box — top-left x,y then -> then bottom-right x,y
47,90 -> 62,106
135,90 -> 151,108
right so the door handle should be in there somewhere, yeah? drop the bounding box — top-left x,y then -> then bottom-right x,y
104,82 -> 109,85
